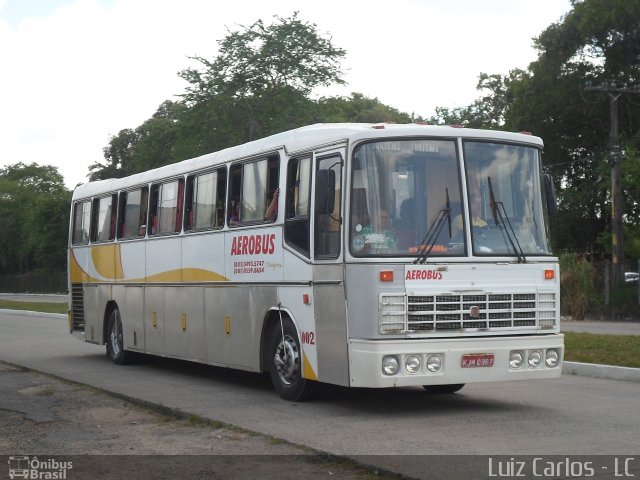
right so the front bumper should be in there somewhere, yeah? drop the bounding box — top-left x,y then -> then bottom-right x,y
348,334 -> 564,388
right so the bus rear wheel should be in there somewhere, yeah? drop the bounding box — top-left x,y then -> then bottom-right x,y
268,319 -> 315,401
106,308 -> 132,365
422,384 -> 465,394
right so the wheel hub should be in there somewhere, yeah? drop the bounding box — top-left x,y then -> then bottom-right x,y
110,313 -> 122,356
274,335 -> 299,385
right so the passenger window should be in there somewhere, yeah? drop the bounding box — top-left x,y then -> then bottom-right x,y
284,157 -> 311,256
91,195 -> 117,243
118,187 -> 148,239
149,179 -> 184,235
72,201 -> 91,245
228,155 -> 279,225
185,168 -> 226,231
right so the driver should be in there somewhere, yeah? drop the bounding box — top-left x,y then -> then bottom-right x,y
452,193 -> 487,237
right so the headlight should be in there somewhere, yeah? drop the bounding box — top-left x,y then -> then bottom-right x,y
509,351 -> 524,369
545,349 -> 560,368
405,355 -> 422,374
528,350 -> 543,368
382,355 -> 400,375
426,354 -> 442,373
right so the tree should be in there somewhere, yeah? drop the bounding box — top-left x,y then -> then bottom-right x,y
92,13 -> 349,180
439,0 -> 640,256
179,12 -> 346,103
316,93 -> 416,123
0,163 -> 70,274
179,12 -> 346,143
428,72 -> 521,129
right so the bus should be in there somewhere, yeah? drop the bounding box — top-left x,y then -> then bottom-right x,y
68,123 -> 563,401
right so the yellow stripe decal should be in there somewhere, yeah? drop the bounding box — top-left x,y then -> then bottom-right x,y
70,248 -> 229,284
69,249 -> 100,283
144,268 -> 229,283
91,244 -> 124,280
303,352 -> 318,381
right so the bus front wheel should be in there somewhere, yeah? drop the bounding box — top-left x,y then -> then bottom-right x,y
106,308 -> 132,365
268,319 -> 315,401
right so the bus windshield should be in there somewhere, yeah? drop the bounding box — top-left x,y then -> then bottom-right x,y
349,138 -> 552,258
350,139 -> 464,257
463,141 -> 551,256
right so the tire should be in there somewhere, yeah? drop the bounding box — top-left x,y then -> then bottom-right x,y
422,384 -> 465,394
105,308 -> 132,365
267,318 -> 316,401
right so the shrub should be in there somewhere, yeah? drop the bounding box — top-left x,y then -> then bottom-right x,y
559,254 -> 596,320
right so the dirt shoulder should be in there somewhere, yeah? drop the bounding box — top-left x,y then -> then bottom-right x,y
0,362 -> 395,479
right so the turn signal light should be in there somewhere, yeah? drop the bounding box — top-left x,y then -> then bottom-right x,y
544,270 -> 555,280
380,271 -> 394,282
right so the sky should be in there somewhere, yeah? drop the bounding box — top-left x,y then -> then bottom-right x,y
0,0 -> 573,189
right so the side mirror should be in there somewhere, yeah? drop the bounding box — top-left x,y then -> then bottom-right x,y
543,174 -> 558,216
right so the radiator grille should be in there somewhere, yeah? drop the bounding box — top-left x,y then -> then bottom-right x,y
379,292 -> 556,334
71,283 -> 85,332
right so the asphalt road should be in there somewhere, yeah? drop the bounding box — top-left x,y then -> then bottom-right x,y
1,311 -> 639,479
561,319 -> 640,335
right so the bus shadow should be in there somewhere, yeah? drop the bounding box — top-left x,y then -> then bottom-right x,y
131,353 -> 538,415
135,353 -> 274,392
316,383 -> 529,415
68,351 -> 548,416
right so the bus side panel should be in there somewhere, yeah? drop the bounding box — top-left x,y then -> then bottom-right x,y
313,283 -> 349,387
112,284 -> 144,351
165,286 -> 205,361
83,284 -> 99,343
181,234 -> 227,282
205,285 -> 273,371
146,237 -> 181,282
119,241 -> 146,280
144,286 -> 165,355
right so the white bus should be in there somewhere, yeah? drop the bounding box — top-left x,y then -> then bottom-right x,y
68,123 -> 563,400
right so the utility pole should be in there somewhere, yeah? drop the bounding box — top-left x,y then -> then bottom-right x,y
584,82 -> 640,286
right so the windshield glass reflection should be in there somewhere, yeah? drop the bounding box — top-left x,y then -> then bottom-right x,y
350,139 -> 464,257
463,141 -> 551,256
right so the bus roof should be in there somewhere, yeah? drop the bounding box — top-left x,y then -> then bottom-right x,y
73,123 -> 543,200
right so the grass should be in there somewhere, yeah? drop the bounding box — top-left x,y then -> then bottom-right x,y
564,332 -> 640,368
34,387 -> 56,396
3,298 -> 639,369
0,299 -> 67,314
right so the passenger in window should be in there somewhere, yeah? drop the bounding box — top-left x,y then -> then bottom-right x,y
216,205 -> 224,227
264,187 -> 279,221
229,202 -> 240,225
150,215 -> 158,234
138,224 -> 146,237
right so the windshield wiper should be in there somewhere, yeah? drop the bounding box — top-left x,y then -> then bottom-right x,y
414,188 -> 451,264
487,177 -> 526,263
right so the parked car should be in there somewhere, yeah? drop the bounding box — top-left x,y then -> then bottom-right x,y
624,272 -> 639,283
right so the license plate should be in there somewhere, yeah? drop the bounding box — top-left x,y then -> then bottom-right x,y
461,353 -> 495,368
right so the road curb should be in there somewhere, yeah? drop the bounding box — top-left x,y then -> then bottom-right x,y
563,361 -> 640,383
